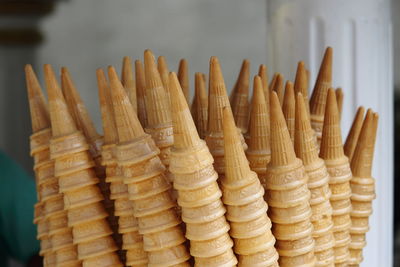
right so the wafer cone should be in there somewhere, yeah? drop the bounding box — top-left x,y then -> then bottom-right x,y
205,56 -> 247,177
45,64 -> 122,266
344,107 -> 365,162
231,59 -> 250,133
178,58 -> 190,104
246,76 -> 271,189
135,59 -> 148,128
97,68 -> 146,266
109,66 -> 190,266
319,89 -> 352,265
294,61 -> 310,117
168,72 -> 237,266
310,47 -> 333,144
269,73 -> 278,94
258,64 -> 269,108
283,81 -> 295,143
26,64 -> 66,266
144,50 -> 174,168
294,92 -> 335,266
266,92 -> 315,266
220,106 -> 278,266
192,73 -> 208,139
121,56 -> 137,113
348,110 -> 378,265
336,88 -> 344,120
272,73 -> 284,106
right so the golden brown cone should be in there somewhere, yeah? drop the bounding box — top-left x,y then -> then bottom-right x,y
44,64 -> 77,137
108,66 -> 145,143
97,68 -> 118,145
269,73 -> 277,92
350,109 -> 378,178
178,58 -> 190,103
306,68 -> 311,92
272,73 -> 284,105
223,107 -> 252,183
258,64 -> 270,111
25,64 -> 50,133
319,88 -> 344,160
269,91 -> 297,166
294,61 -> 310,116
144,49 -> 172,127
169,72 -> 201,149
61,67 -> 100,142
158,56 -> 169,87
135,59 -> 148,128
231,59 -> 250,133
344,106 -> 365,162
194,72 -> 208,139
121,56 -> 137,113
283,81 -> 295,143
207,56 -> 231,133
294,93 -> 319,166
310,47 -> 333,117
247,76 -> 270,153
336,87 -> 344,120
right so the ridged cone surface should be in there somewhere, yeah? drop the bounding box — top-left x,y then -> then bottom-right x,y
294,93 -> 335,266
222,107 -> 278,266
336,88 -> 344,120
158,56 -> 171,106
121,56 -> 137,113
135,59 -> 148,128
25,64 -> 50,132
319,89 -> 345,161
283,81 -> 295,143
47,65 -> 121,266
294,61 -> 310,117
44,64 -> 77,137
178,58 -> 190,104
272,73 -> 284,106
193,72 -> 208,139
169,73 -> 237,266
269,92 -> 297,167
258,64 -> 269,107
344,107 -> 365,162
231,59 -> 250,133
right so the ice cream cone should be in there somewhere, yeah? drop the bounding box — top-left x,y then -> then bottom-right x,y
246,76 -> 271,189
348,109 -> 378,265
220,107 -> 278,266
319,88 -> 352,265
157,56 -> 171,105
344,107 -> 365,162
336,88 -> 344,120
310,47 -> 333,144
205,56 -> 247,177
168,71 -> 237,265
45,64 -> 122,266
97,68 -> 145,265
193,72 -> 208,139
272,73 -> 284,106
121,56 -> 137,113
231,59 -> 250,133
26,64 -> 76,266
178,58 -> 190,104
258,64 -> 270,109
109,66 -> 190,266
283,81 -> 295,143
294,61 -> 310,117
135,59 -> 148,128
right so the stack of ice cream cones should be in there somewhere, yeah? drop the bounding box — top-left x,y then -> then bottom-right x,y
221,106 -> 279,266
319,89 -> 352,266
108,66 -> 190,266
45,64 -> 122,267
348,110 -> 379,265
168,72 -> 237,266
205,57 -> 247,179
245,76 -> 271,191
265,92 -> 315,266
97,69 -> 147,266
294,93 -> 335,266
310,47 -> 333,145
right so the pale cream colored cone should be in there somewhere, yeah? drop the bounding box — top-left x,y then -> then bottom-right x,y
344,106 -> 365,162
121,56 -> 137,113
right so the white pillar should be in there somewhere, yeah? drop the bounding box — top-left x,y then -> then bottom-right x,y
266,0 -> 393,266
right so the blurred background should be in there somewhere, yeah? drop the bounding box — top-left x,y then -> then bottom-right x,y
0,0 -> 396,266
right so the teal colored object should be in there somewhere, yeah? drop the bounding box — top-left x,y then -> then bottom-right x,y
0,151 -> 39,266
